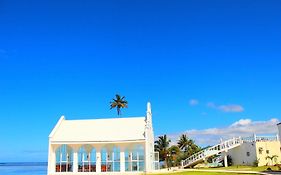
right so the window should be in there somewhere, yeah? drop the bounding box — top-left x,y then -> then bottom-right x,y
101,148 -> 107,172
101,146 -> 120,172
154,152 -> 160,170
246,152 -> 250,157
125,145 -> 144,172
258,147 -> 263,154
55,145 -> 73,172
78,145 -> 96,172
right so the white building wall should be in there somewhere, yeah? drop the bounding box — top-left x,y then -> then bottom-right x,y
228,142 -> 257,166
145,102 -> 155,172
277,123 -> 281,141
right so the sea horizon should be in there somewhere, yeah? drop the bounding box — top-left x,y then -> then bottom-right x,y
0,162 -> 47,165
0,162 -> 47,175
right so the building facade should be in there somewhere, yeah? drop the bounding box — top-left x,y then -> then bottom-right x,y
47,102 -> 159,175
228,135 -> 281,166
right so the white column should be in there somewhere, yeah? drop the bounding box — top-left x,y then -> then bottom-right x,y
47,143 -> 56,174
224,152 -> 228,167
73,149 -> 78,173
145,102 -> 154,173
145,142 -> 151,172
120,147 -> 125,172
96,148 -> 101,173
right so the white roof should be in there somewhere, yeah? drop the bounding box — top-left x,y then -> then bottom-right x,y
50,116 -> 147,142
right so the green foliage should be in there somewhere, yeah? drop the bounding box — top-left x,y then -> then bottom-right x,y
253,158 -> 259,167
177,134 -> 201,160
110,94 -> 128,115
177,134 -> 189,150
154,134 -> 202,168
167,145 -> 181,167
154,135 -> 171,167
266,155 -> 278,166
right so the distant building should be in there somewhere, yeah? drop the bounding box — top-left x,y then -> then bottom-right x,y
228,135 -> 281,166
182,133 -> 281,168
47,102 -> 159,175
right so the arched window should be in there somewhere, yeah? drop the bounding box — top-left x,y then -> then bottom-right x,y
125,145 -> 144,172
101,146 -> 121,172
78,145 -> 96,172
112,146 -> 120,172
55,145 -> 73,172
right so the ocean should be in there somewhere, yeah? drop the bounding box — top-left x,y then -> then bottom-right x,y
0,162 -> 47,175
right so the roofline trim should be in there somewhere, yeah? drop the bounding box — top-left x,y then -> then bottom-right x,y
64,116 -> 145,122
50,139 -> 146,144
49,116 -> 65,138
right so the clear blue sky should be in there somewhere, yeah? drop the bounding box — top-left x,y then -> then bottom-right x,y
0,0 -> 281,162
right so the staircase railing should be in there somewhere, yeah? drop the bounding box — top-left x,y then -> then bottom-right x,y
181,137 -> 242,168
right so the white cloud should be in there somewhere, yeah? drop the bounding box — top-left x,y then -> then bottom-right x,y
219,105 -> 244,112
167,118 -> 279,146
207,102 -> 244,113
231,119 -> 252,126
189,99 -> 199,106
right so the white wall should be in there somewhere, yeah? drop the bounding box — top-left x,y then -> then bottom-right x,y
228,142 -> 257,166
277,124 -> 281,141
145,102 -> 155,172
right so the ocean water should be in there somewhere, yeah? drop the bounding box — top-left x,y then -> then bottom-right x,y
0,162 -> 47,175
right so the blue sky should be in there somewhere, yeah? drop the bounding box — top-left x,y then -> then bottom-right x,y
0,0 -> 281,162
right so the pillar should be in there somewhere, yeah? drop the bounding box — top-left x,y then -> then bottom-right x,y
73,148 -> 78,173
47,143 -> 56,174
96,148 -> 101,173
120,147 -> 125,172
224,153 -> 228,167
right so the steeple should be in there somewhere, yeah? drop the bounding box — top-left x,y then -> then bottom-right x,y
146,102 -> 152,127
145,101 -> 154,172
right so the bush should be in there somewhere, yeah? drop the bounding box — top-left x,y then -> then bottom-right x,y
253,159 -> 259,167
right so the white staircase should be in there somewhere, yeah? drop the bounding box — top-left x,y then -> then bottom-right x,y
181,137 -> 242,168
213,154 -> 224,164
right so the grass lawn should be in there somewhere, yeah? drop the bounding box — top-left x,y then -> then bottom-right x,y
199,165 -> 280,172
151,165 -> 281,175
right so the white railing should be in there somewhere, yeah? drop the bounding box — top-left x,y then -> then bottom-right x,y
181,137 -> 242,168
242,134 -> 279,142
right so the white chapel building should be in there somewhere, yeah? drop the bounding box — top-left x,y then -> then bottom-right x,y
48,102 -> 159,175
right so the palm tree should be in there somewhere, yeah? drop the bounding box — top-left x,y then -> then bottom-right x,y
177,134 -> 189,151
168,145 -> 181,166
266,155 -> 278,166
110,94 -> 128,115
177,134 -> 201,157
154,135 -> 171,167
185,139 -> 201,157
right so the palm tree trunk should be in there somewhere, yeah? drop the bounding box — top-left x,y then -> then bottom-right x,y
117,107 -> 120,115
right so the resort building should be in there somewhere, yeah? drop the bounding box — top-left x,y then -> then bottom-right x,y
182,134 -> 281,168
228,135 -> 281,166
47,102 -> 159,175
